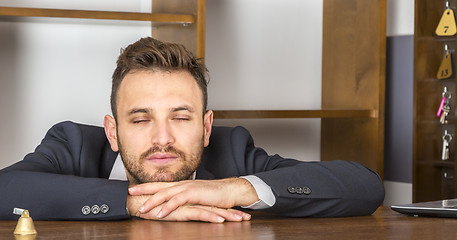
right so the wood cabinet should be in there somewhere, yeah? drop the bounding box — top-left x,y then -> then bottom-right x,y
0,0 -> 386,176
414,0 -> 457,202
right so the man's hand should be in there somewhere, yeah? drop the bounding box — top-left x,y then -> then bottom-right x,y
128,178 -> 259,220
126,194 -> 251,223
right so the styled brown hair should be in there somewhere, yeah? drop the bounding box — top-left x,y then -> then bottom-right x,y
111,37 -> 209,120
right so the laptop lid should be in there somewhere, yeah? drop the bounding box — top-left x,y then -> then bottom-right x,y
391,199 -> 457,218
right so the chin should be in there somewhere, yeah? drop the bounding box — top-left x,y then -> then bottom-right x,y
151,173 -> 176,182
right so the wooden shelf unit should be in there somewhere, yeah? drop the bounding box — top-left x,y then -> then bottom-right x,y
413,0 -> 457,202
0,0 -> 385,176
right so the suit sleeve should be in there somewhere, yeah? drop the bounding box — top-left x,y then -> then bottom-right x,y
0,121 -> 130,220
242,127 -> 385,217
207,126 -> 385,217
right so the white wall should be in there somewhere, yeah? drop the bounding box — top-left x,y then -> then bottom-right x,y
386,0 -> 414,36
207,0 -> 323,161
0,0 -> 152,168
0,0 -> 323,168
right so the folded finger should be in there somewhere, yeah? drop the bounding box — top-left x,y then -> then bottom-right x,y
149,205 -> 226,223
227,208 -> 251,221
192,206 -> 247,222
155,191 -> 198,218
139,184 -> 194,215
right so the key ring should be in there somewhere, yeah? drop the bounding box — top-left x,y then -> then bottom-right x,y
443,86 -> 452,100
443,131 -> 453,143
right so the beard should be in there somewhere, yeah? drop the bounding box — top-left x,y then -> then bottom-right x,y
117,136 -> 204,184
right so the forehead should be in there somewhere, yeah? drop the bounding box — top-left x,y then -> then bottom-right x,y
117,70 -> 203,113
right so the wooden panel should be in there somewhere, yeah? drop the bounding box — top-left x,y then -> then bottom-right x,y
321,0 -> 386,176
0,7 -> 194,23
322,118 -> 380,171
322,0 -> 385,109
414,163 -> 444,202
151,0 -> 205,58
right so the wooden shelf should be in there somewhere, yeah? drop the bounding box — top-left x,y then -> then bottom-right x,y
213,109 -> 377,119
415,36 -> 456,42
0,7 -> 195,23
433,161 -> 455,168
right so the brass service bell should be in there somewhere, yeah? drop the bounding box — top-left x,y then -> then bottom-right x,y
13,209 -> 37,235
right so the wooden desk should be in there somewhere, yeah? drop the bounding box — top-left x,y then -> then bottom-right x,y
2,207 -> 457,240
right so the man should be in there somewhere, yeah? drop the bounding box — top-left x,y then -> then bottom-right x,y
0,37 -> 384,222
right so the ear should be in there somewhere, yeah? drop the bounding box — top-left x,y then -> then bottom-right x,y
104,114 -> 119,152
203,110 -> 213,147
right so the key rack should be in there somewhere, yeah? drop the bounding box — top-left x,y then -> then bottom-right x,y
414,0 -> 457,202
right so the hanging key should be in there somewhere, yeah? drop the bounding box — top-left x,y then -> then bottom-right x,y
441,104 -> 450,124
442,137 -> 449,160
438,96 -> 446,117
439,87 -> 452,124
442,131 -> 452,160
436,2 -> 457,36
437,47 -> 453,80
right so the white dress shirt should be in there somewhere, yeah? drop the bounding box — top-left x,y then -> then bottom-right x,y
109,155 -> 275,209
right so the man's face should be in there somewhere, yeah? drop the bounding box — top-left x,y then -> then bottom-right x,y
105,70 -> 213,184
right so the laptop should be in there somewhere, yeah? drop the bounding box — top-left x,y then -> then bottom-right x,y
391,199 -> 457,218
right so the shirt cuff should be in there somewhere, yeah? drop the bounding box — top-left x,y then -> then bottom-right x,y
239,175 -> 276,209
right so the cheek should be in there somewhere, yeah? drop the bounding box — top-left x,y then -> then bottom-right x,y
180,127 -> 205,150
118,128 -> 148,153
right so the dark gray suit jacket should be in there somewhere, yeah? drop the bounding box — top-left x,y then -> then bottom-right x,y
0,121 -> 384,220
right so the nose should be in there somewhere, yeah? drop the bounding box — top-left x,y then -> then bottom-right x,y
151,120 -> 175,147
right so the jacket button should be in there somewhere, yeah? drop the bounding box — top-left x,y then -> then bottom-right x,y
295,187 -> 304,194
303,187 -> 311,195
287,186 -> 296,193
82,206 -> 91,215
91,205 -> 100,214
101,204 -> 110,214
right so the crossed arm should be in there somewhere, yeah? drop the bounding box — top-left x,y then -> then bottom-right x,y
0,122 -> 384,221
126,178 -> 258,223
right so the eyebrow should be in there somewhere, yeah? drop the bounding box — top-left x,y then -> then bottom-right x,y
128,108 -> 151,115
127,106 -> 195,116
172,105 -> 195,113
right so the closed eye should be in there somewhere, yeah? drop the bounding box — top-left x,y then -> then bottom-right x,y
173,117 -> 190,121
132,119 -> 149,124
173,115 -> 191,121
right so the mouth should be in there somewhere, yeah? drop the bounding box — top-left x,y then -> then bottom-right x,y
145,153 -> 178,165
